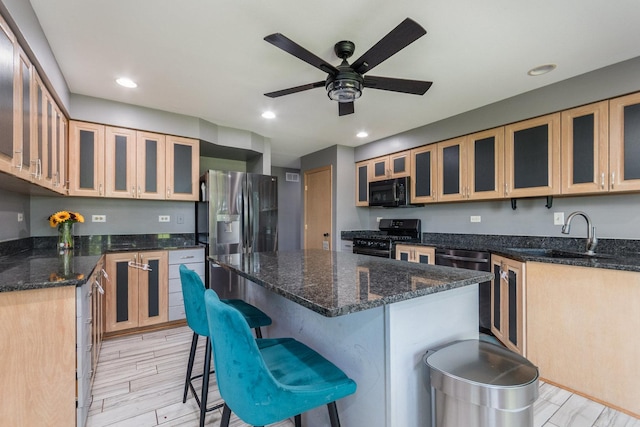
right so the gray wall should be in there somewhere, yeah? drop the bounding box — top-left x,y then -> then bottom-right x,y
272,167 -> 302,251
0,188 -> 30,242
345,56 -> 640,240
30,197 -> 195,237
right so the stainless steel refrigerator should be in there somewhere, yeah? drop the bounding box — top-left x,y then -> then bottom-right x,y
196,170 -> 278,295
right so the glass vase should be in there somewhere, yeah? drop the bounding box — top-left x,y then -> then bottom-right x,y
58,222 -> 73,249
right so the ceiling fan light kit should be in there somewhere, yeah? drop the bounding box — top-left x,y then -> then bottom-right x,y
264,18 -> 432,116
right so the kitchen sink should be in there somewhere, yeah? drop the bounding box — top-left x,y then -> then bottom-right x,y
506,248 -> 615,259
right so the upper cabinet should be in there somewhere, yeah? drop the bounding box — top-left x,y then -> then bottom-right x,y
436,127 -> 505,202
355,160 -> 370,206
69,121 -> 198,200
0,16 -> 18,177
410,144 -> 438,204
504,113 -> 561,198
370,150 -> 411,181
165,135 -> 199,201
68,121 -> 105,197
561,101 -> 609,195
609,92 -> 640,193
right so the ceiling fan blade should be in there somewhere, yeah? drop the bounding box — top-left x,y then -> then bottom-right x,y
364,75 -> 432,95
339,102 -> 355,116
264,33 -> 339,75
264,81 -> 325,98
351,18 -> 426,75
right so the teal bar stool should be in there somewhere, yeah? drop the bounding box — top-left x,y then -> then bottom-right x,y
204,288 -> 357,427
179,265 -> 272,427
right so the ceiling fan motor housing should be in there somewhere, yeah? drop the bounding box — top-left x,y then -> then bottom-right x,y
325,65 -> 364,102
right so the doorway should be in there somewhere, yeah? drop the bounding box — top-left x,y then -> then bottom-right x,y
304,166 -> 332,250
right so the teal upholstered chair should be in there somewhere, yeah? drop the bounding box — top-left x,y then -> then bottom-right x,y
204,288 -> 357,427
179,264 -> 272,427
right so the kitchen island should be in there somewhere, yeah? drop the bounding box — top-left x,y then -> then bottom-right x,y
210,249 -> 492,427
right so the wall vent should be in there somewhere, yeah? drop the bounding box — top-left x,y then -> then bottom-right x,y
285,172 -> 300,182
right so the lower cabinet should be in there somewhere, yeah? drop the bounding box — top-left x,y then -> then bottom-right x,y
490,254 -> 526,355
168,247 -> 205,321
395,244 -> 435,264
105,251 -> 168,333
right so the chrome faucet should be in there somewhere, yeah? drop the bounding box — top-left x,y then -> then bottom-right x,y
561,211 -> 597,255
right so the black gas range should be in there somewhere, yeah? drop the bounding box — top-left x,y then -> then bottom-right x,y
352,219 -> 421,258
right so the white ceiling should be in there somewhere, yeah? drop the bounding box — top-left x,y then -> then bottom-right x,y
28,0 -> 640,168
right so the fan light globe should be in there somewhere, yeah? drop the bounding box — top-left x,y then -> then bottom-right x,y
327,79 -> 362,103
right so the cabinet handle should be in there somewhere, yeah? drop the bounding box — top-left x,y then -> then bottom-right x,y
180,255 -> 195,259
94,279 -> 105,294
138,186 -> 141,198
601,172 -> 605,189
14,151 -> 23,171
611,172 -> 615,189
99,184 -> 103,196
167,186 -> 171,198
132,186 -> 136,197
101,269 -> 109,281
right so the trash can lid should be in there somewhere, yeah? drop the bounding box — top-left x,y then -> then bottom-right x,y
425,339 -> 538,386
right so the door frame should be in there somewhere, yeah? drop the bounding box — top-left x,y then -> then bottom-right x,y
303,165 -> 333,250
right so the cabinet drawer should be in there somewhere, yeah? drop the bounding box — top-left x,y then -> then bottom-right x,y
169,274 -> 204,294
168,248 -> 204,264
168,290 -> 184,308
169,262 -> 204,280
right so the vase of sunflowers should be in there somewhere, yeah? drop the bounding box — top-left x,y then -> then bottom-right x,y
49,211 -> 84,249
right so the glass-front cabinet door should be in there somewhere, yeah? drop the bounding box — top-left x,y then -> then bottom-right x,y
505,113 -> 561,198
561,101 -> 609,195
609,92 -> 640,192
166,135 -> 199,200
355,160 -> 370,206
410,145 -> 438,204
0,15 -> 16,176
68,120 -> 105,197
104,126 -> 137,198
467,127 -> 504,200
437,136 -> 466,202
136,131 -> 166,200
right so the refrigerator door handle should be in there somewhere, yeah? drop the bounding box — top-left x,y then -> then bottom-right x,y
247,177 -> 254,253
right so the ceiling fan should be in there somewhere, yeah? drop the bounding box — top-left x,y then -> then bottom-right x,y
263,18 -> 433,116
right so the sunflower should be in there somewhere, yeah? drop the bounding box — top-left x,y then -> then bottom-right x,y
48,211 -> 85,228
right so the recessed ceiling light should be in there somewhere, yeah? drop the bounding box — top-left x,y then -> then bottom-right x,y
116,77 -> 137,88
261,111 -> 276,119
527,64 -> 557,76
356,131 -> 368,138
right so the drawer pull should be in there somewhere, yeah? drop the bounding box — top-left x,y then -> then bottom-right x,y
180,255 -> 195,259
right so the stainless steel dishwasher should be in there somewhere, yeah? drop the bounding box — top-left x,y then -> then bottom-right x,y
435,248 -> 492,334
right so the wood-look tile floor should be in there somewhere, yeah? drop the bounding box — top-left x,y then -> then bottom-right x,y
87,326 -> 640,427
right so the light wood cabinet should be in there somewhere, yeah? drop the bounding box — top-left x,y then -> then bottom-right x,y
355,160 -> 370,206
490,254 -> 526,355
504,113 -> 561,198
437,136 -> 466,202
68,120 -> 105,197
0,286 -> 77,425
104,128 -> 166,199
395,244 -> 435,264
165,135 -> 199,200
561,101 -> 609,194
104,251 -> 168,333
526,262 -> 640,417
13,47 -> 33,181
0,14 -> 18,177
410,144 -> 438,204
609,91 -> 640,193
369,150 -> 411,182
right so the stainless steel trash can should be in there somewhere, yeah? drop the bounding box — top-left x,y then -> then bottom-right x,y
424,339 -> 539,427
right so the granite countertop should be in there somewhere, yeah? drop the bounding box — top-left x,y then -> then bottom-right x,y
341,231 -> 640,273
0,234 -> 203,293
210,249 -> 492,317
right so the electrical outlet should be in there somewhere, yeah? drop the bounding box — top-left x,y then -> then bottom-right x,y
92,215 -> 106,223
470,215 -> 481,223
159,215 -> 170,222
17,213 -> 23,222
554,212 -> 565,225
176,214 -> 184,224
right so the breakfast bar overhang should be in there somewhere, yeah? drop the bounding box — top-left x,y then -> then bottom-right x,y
210,250 -> 492,427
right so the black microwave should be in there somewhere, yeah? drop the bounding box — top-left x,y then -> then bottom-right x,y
369,177 -> 410,207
